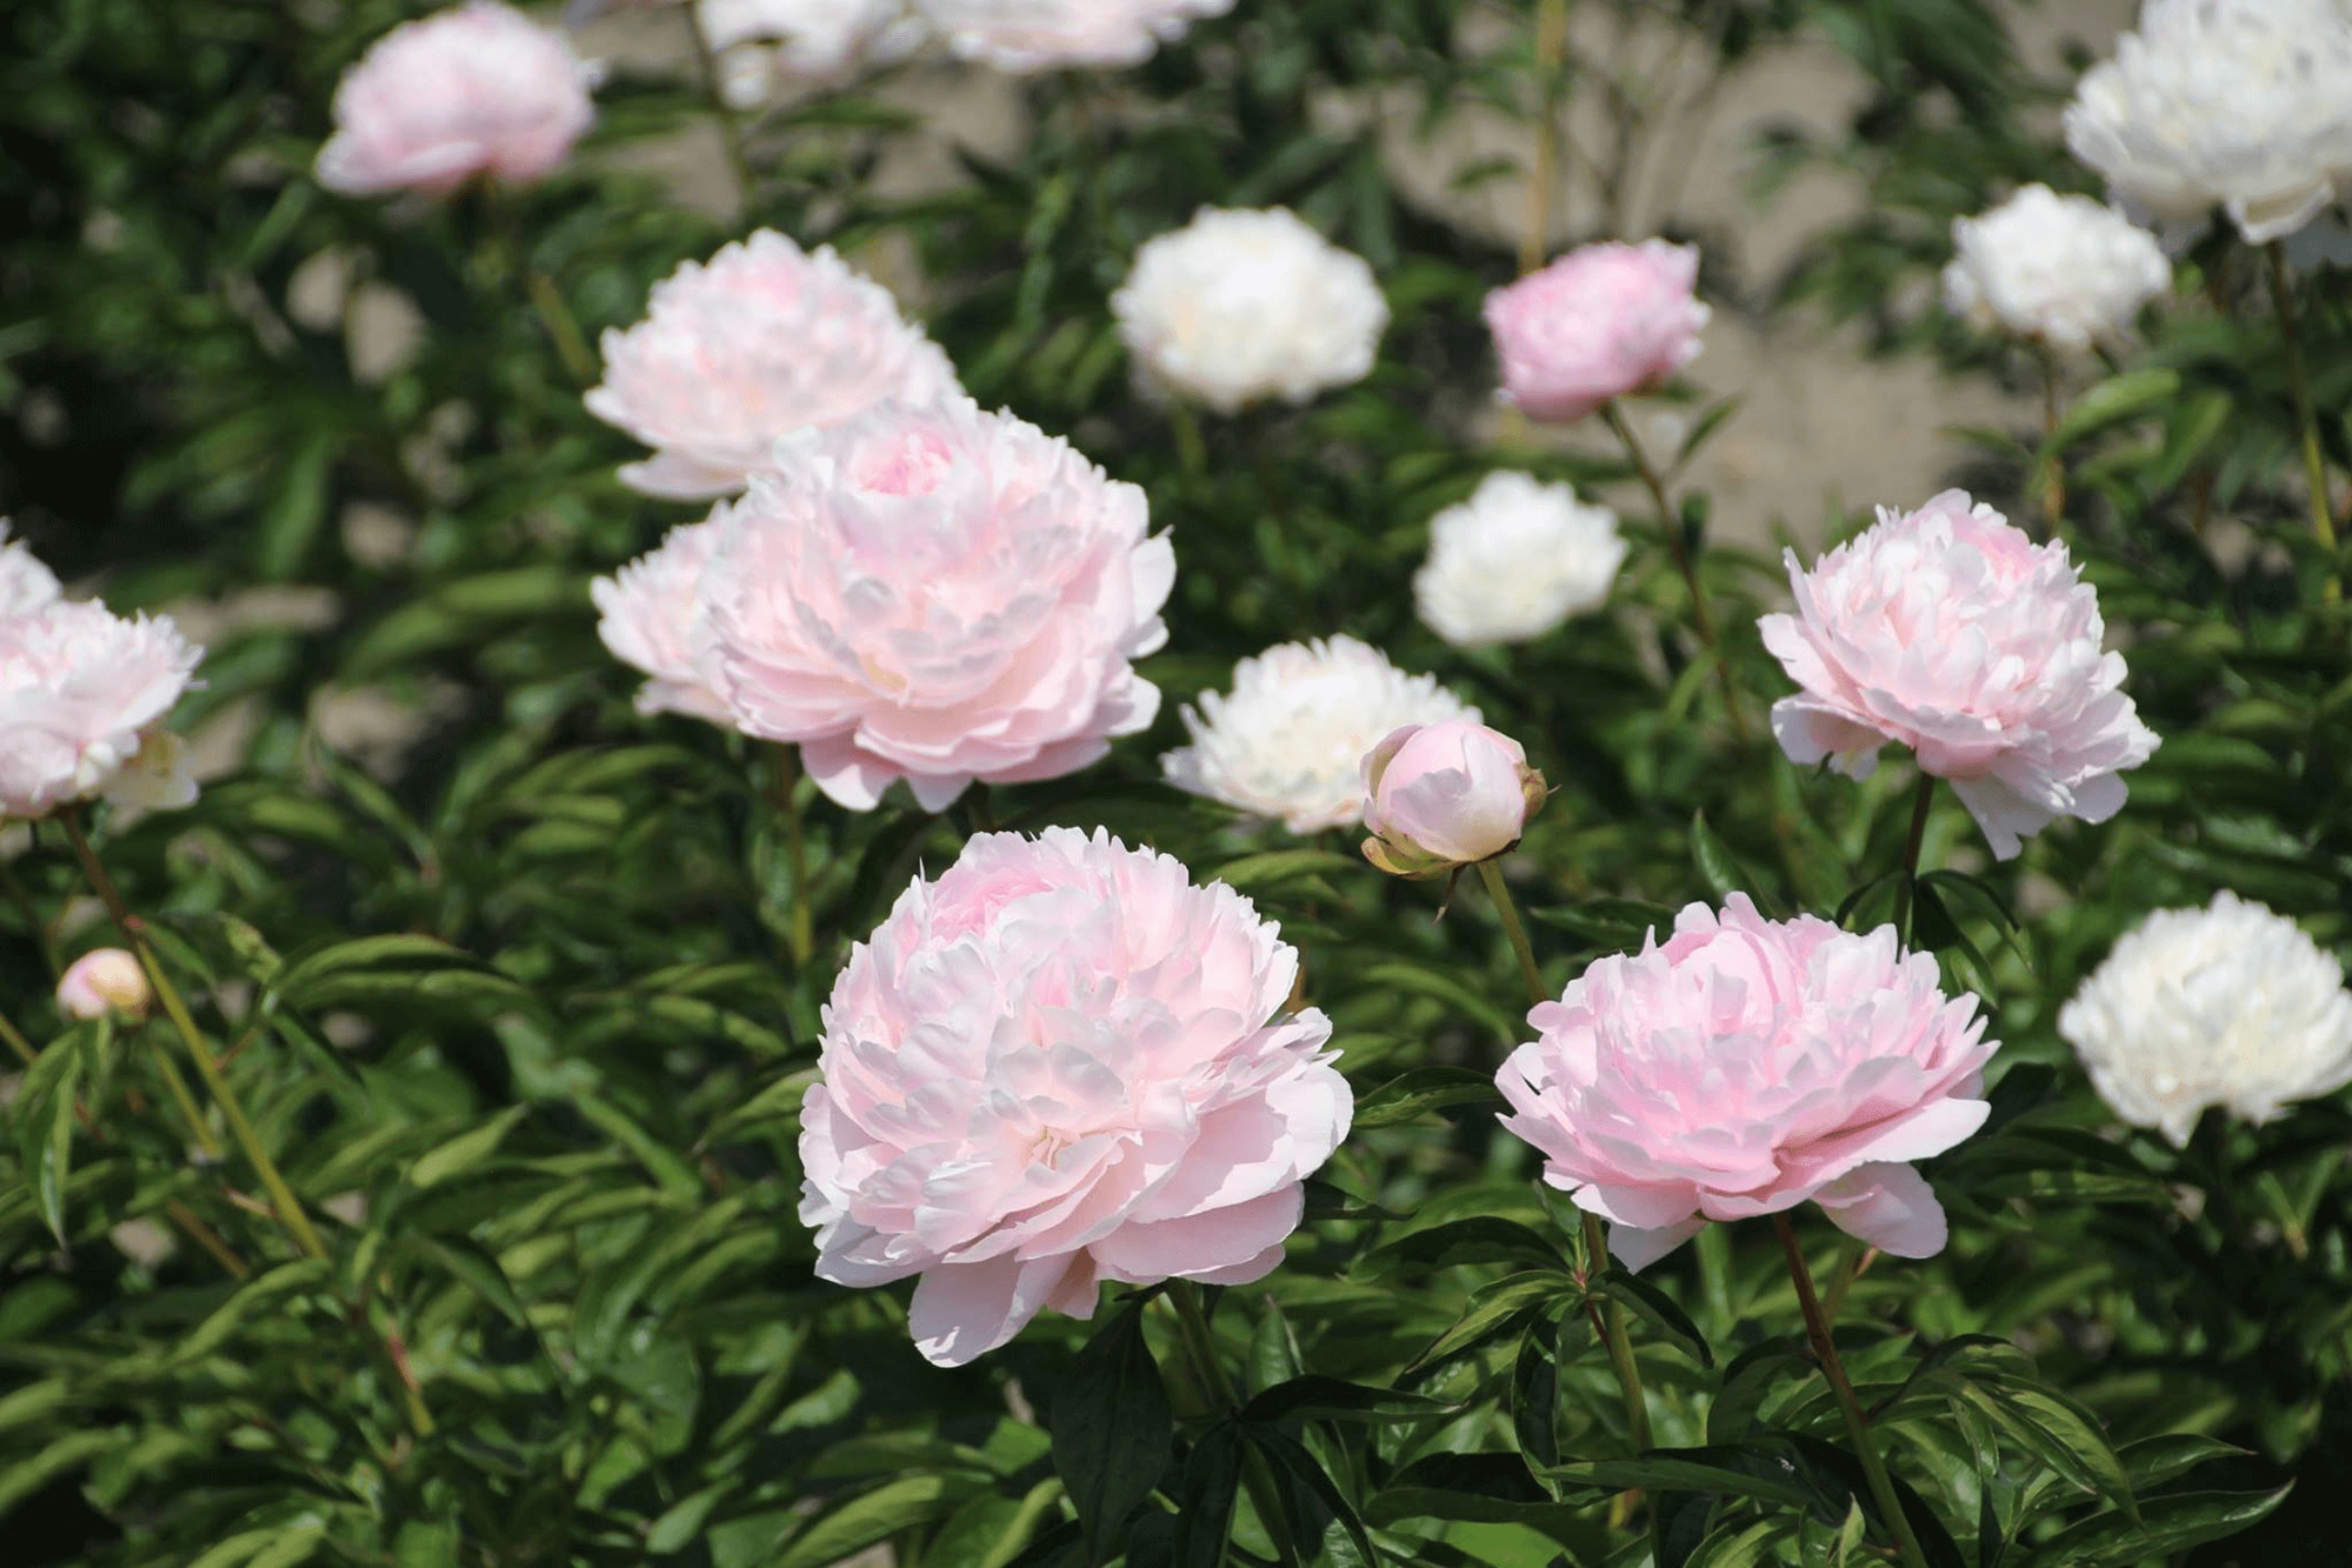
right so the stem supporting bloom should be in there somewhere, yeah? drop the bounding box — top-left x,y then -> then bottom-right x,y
1522,0 -> 1570,278
1475,859 -> 1547,1010
62,814 -> 328,1262
1602,401 -> 1751,744
773,746 -> 815,967
1892,772 -> 1936,941
1774,1214 -> 1934,1568
2269,242 -> 2341,603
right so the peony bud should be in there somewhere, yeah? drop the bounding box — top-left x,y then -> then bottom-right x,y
57,949 -> 151,1022
1360,721 -> 1545,877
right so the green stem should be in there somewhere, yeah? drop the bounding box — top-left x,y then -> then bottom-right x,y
0,1008 -> 34,1067
2036,344 -> 2067,537
1775,1215 -> 1934,1568
1168,1284 -> 1298,1568
526,270 -> 598,386
1476,860 -> 1547,1009
1890,772 -> 1936,943
1522,0 -> 1569,277
772,747 -> 815,967
2269,241 -> 2341,603
143,1029 -> 225,1162
1580,1210 -> 1654,1456
1602,401 -> 1751,744
62,814 -> 328,1262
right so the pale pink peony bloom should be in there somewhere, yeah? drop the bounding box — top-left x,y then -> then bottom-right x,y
1498,894 -> 1998,1270
700,398 -> 1173,810
1759,491 -> 2160,860
586,230 -> 959,499
0,523 -> 62,620
0,602 -> 203,821
915,0 -> 1233,72
801,826 -> 1350,1365
1484,240 -> 1710,423
315,2 -> 597,198
592,517 -> 731,723
1360,720 -> 1546,877
57,949 -> 151,1022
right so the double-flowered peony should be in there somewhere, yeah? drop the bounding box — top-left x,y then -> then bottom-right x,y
1112,208 -> 1390,415
1498,894 -> 1998,1269
697,0 -> 928,102
1484,240 -> 1709,423
1759,491 -> 2159,860
1360,721 -> 1546,877
591,517 -> 730,724
2,524 -> 62,619
1414,470 -> 1626,647
1943,185 -> 2173,350
2065,0 -> 2352,246
800,827 -> 1350,1366
586,230 -> 958,499
57,949 -> 151,1023
1162,637 -> 1478,833
0,600 -> 204,821
2058,891 -> 2352,1147
315,2 -> 597,197
698,397 -> 1172,810
916,0 -> 1233,72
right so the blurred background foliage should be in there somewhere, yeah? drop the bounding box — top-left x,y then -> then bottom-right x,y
2,0 -> 2350,1563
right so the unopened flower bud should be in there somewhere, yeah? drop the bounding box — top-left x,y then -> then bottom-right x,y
1360,721 -> 1545,877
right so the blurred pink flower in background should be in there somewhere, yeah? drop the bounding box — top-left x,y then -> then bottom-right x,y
1360,720 -> 1545,877
1759,490 -> 2159,859
591,517 -> 731,723
57,950 -> 151,1022
587,231 -> 959,499
316,2 -> 597,197
1484,240 -> 1709,423
800,826 -> 1350,1365
0,600 -> 203,821
698,398 -> 1172,810
916,0 -> 1233,72
1498,894 -> 1998,1270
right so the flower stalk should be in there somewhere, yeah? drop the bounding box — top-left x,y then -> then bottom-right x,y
2269,242 -> 2341,603
1168,1282 -> 1298,1567
1774,1214 -> 1934,1568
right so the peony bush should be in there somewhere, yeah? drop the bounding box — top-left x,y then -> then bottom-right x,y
5,0 -> 2352,1564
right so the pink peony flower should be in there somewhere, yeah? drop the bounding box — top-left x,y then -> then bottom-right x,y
315,2 -> 597,198
1360,720 -> 1546,877
1759,491 -> 2160,860
700,398 -> 1173,810
0,523 -> 61,620
592,517 -> 731,723
586,230 -> 959,499
915,0 -> 1233,72
0,602 -> 203,821
1484,240 -> 1710,423
800,827 -> 1350,1366
57,949 -> 151,1022
1497,894 -> 1998,1270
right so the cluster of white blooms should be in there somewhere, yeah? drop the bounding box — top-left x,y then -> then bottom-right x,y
1415,471 -> 1626,647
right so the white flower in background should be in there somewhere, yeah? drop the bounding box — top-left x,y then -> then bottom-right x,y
916,0 -> 1232,73
2058,891 -> 2352,1146
697,0 -> 927,103
1414,471 -> 1626,647
1162,636 -> 1478,833
0,523 -> 62,620
1942,185 -> 2173,349
586,230 -> 958,499
1112,208 -> 1389,416
2064,0 -> 2352,246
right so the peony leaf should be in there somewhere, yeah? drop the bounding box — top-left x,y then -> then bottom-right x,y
1599,1268 -> 1714,1368
1242,1374 -> 1460,1426
1050,1298 -> 1173,1563
1350,1066 -> 1505,1128
2028,1486 -> 2292,1568
1356,1216 -> 1566,1278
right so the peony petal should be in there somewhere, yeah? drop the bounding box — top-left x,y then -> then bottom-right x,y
1607,1216 -> 1707,1272
1813,1164 -> 1948,1258
908,1252 -> 1084,1367
1087,1186 -> 1303,1285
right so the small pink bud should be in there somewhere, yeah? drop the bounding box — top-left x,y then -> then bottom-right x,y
1360,721 -> 1546,877
57,949 -> 151,1022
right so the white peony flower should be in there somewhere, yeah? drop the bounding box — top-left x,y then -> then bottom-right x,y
697,0 -> 927,95
1942,185 -> 2173,349
2064,0 -> 2352,246
1112,208 -> 1389,416
0,522 -> 62,621
1161,636 -> 1478,833
2058,891 -> 2352,1146
1414,471 -> 1627,647
916,0 -> 1231,73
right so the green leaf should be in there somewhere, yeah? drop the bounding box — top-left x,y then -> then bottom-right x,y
1406,1270 -> 1579,1371
2032,1486 -> 2291,1567
772,1475 -> 976,1568
1210,849 -> 1360,892
1172,1421 -> 1246,1568
1243,1375 -> 1460,1426
13,1029 -> 86,1246
1365,1452 -> 1589,1544
1357,1216 -> 1566,1278
1350,1066 -> 1504,1128
409,1105 -> 530,1189
1599,1268 -> 1713,1368
1956,1374 -> 2136,1520
647,1483 -> 733,1555
1051,1298 -> 1173,1561
1684,1519 -> 1792,1568
1547,1447 -> 1824,1514
1689,811 -> 1748,905
2040,367 -> 2180,455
